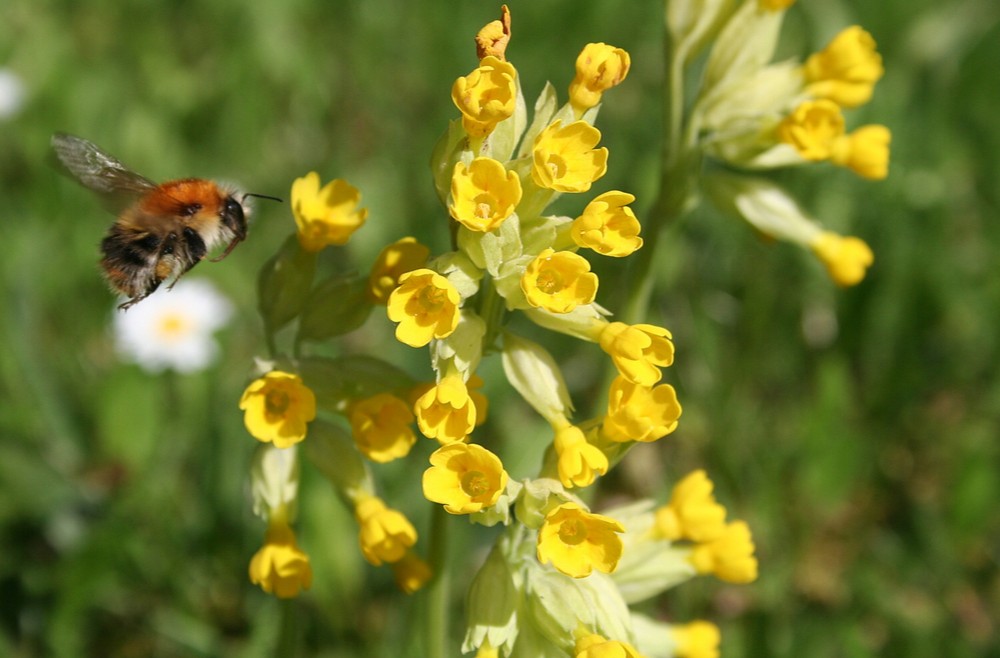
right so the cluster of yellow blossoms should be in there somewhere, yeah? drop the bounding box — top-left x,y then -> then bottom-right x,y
230,2 -> 887,655
669,0 -> 888,286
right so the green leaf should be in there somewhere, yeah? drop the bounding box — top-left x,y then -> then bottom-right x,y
297,273 -> 373,342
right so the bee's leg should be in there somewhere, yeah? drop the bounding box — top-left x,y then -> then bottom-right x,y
167,228 -> 208,291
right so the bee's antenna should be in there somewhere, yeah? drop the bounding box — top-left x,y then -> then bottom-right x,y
242,192 -> 283,203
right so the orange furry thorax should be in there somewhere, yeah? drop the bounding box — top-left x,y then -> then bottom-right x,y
139,178 -> 224,216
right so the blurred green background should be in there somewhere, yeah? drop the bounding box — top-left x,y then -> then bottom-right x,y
1,0 -> 998,656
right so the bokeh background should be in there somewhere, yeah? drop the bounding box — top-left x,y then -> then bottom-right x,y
2,0 -> 998,656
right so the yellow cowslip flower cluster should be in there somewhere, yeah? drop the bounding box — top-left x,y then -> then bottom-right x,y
665,0 -> 889,286
233,7 -> 759,657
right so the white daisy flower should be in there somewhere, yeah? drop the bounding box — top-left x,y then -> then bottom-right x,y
113,279 -> 234,373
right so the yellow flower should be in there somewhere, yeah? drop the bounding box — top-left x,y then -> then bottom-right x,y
688,520 -> 759,584
758,0 -> 796,10
521,248 -> 599,314
531,120 -> 609,193
598,322 -> 675,387
574,633 -> 645,658
386,268 -> 461,348
810,231 -> 874,287
831,125 -> 891,180
452,55 -> 518,138
536,503 -> 624,578
474,5 -> 511,60
602,376 -> 682,443
449,158 -> 523,232
291,172 -> 368,252
390,550 -> 432,594
672,621 -> 722,658
776,99 -> 845,161
349,393 -> 416,463
571,191 -> 644,257
568,43 -> 631,113
239,371 -> 317,448
804,26 -> 884,108
654,470 -> 728,542
422,442 -> 509,514
476,643 -> 500,658
248,517 -> 313,598
367,237 -> 431,304
355,495 -> 418,566
554,424 -> 609,489
414,374 -> 477,444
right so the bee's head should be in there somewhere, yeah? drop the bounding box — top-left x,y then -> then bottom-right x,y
211,191 -> 282,262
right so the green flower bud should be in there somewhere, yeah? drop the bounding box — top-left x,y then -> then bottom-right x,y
258,235 -> 317,335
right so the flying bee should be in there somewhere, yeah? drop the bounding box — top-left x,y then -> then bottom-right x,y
51,133 -> 280,309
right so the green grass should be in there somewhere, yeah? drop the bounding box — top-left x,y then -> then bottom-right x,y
1,0 -> 998,656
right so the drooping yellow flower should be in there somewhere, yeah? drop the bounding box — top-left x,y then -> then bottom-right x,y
810,231 -> 874,287
568,43 -> 631,113
521,248 -> 598,314
349,393 -> 416,463
688,520 -> 759,584
422,442 -> 509,514
804,26 -> 884,108
776,99 -> 845,161
654,470 -> 728,543
248,516 -> 313,598
536,503 -> 624,578
602,376 -> 682,443
598,322 -> 675,387
449,158 -> 523,232
390,550 -> 432,594
758,0 -> 796,10
367,237 -> 431,304
574,633 -> 646,658
239,371 -> 317,448
571,191 -> 644,257
355,495 -> 418,566
553,424 -> 608,489
830,125 -> 891,180
475,5 -> 511,60
291,172 -> 368,252
672,621 -> 722,658
386,268 -> 461,348
452,55 -> 518,138
531,120 -> 609,193
414,374 -> 477,444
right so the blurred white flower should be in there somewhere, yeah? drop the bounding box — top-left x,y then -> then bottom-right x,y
113,279 -> 234,373
0,69 -> 26,119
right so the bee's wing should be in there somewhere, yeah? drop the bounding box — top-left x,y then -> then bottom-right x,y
51,133 -> 157,211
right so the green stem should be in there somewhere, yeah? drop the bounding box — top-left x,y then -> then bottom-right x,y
478,276 -> 507,352
277,598 -> 298,657
426,503 -> 451,658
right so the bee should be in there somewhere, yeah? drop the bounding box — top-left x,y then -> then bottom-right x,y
51,133 -> 279,309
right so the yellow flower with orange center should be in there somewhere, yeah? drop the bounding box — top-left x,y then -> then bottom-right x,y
449,157 -> 523,232
598,322 -> 675,387
531,120 -> 609,193
386,268 -> 461,347
349,393 -> 417,463
776,100 -> 845,161
571,191 -> 644,257
536,503 -> 624,578
291,172 -> 368,252
248,516 -> 313,599
521,248 -> 598,314
422,442 -> 509,514
367,237 -> 431,304
568,42 -> 631,113
804,26 -> 884,108
452,55 -> 518,138
354,495 -> 418,566
810,231 -> 874,286
602,376 -> 682,443
414,374 -> 477,444
239,371 -> 317,448
553,424 -> 608,489
688,520 -> 759,584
